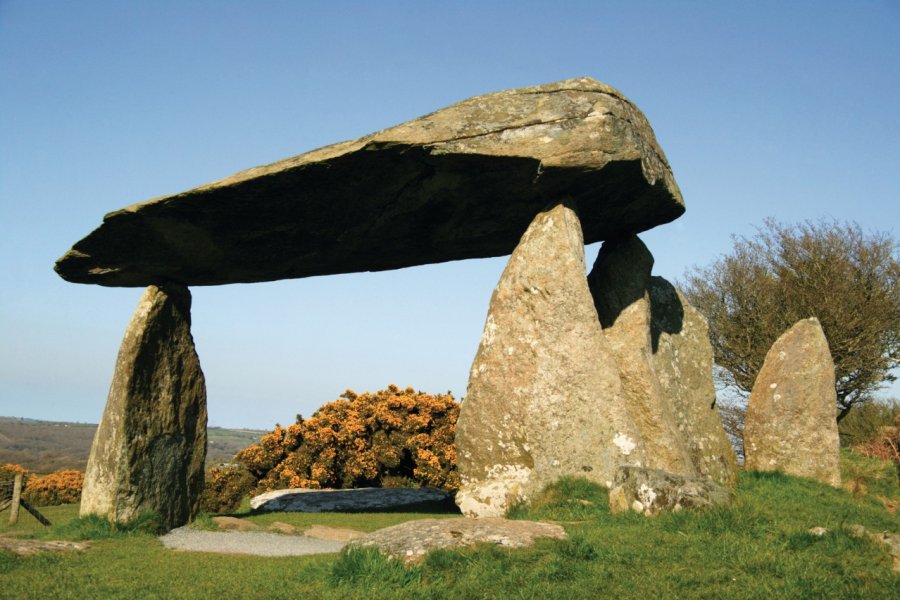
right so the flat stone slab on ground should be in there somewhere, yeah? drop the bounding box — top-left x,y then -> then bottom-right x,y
348,517 -> 567,563
303,524 -> 366,542
159,527 -> 347,556
250,486 -> 452,512
0,537 -> 91,557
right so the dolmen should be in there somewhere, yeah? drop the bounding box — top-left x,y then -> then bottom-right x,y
56,77 -> 738,528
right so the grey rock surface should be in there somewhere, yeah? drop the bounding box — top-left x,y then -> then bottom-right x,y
743,318 -> 841,487
349,517 -> 566,563
0,537 -> 91,557
455,203 -> 646,517
80,284 -> 207,531
649,277 -> 738,487
607,466 -> 732,516
848,524 -> 900,572
249,486 -> 451,512
55,77 -> 683,287
159,527 -> 346,556
588,236 -> 695,477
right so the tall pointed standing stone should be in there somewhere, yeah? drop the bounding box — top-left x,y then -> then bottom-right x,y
455,203 -> 646,517
648,277 -> 738,487
80,284 -> 207,530
588,236 -> 696,477
743,317 -> 840,487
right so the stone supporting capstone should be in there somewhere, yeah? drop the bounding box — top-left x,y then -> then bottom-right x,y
648,277 -> 738,487
455,203 -> 646,517
588,236 -> 696,477
743,317 -> 841,487
80,283 -> 207,530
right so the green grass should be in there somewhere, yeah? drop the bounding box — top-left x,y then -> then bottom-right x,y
2,454 -> 898,599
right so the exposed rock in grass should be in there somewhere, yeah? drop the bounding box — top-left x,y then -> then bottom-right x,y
266,521 -> 299,535
303,524 -> 365,542
607,466 -> 732,516
348,517 -> 566,563
212,516 -> 260,531
848,524 -> 900,572
0,537 -> 90,557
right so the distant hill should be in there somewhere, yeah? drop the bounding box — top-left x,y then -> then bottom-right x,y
0,416 -> 265,473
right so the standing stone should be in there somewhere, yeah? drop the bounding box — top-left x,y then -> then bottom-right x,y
649,277 -> 738,487
455,203 -> 646,517
588,236 -> 696,477
80,284 -> 207,530
743,318 -> 840,487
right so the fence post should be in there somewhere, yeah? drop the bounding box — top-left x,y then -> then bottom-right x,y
9,473 -> 23,525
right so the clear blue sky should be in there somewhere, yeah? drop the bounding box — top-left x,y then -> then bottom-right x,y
1,1 -> 897,428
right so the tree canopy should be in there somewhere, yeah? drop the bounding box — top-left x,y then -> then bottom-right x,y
681,219 -> 899,421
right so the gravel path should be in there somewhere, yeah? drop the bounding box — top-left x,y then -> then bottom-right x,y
159,527 -> 347,556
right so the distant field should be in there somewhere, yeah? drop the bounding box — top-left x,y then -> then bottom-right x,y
0,417 -> 265,472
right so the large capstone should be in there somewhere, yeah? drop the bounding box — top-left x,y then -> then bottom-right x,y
455,203 -> 646,517
54,77 -> 683,287
649,277 -> 738,488
743,317 -> 841,487
80,284 -> 207,530
588,236 -> 696,477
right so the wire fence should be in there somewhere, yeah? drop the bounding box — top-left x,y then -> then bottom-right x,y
1,474 -> 50,526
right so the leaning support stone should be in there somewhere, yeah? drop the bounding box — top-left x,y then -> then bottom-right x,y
649,277 -> 738,488
743,317 -> 841,487
588,236 -> 696,477
455,203 -> 646,517
80,284 -> 207,530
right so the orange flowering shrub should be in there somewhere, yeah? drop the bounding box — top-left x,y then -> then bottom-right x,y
200,464 -> 257,514
0,463 -> 31,482
236,385 -> 459,494
22,469 -> 84,506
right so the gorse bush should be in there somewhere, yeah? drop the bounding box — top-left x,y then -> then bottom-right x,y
236,385 -> 459,493
200,464 -> 256,514
0,462 -> 30,481
23,469 -> 84,506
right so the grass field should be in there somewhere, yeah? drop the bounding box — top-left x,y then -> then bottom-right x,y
1,451 -> 897,599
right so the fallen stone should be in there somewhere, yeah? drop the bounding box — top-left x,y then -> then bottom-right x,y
648,277 -> 738,488
607,466 -> 732,516
455,203 -> 646,517
303,524 -> 366,542
0,537 -> 90,557
743,318 -> 841,487
159,526 -> 346,556
212,516 -> 260,531
348,517 -> 566,564
808,526 -> 829,537
250,486 -> 451,512
80,284 -> 207,531
848,524 -> 900,572
588,236 -> 695,477
55,77 -> 683,287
